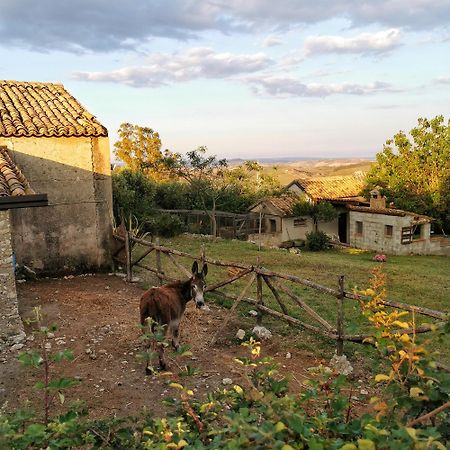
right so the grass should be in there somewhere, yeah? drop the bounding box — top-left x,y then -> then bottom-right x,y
132,234 -> 450,363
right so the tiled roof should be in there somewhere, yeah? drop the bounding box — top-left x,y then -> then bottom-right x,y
288,175 -> 365,201
347,205 -> 432,223
0,147 -> 35,196
0,80 -> 107,138
251,195 -> 298,216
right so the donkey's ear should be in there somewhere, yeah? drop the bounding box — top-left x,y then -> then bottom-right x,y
201,263 -> 208,277
191,261 -> 199,275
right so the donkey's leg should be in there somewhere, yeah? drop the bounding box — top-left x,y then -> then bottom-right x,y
144,321 -> 156,375
170,319 -> 181,351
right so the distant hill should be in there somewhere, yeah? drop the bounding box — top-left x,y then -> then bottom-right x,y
228,158 -> 374,185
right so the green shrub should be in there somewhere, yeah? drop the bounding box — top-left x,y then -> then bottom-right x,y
305,230 -> 331,251
147,213 -> 184,237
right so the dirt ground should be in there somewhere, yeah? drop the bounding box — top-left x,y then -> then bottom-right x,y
0,274 -> 371,420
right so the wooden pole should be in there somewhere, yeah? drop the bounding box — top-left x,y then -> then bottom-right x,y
124,230 -> 132,282
210,272 -> 256,346
262,275 -> 294,328
256,274 -> 263,325
155,237 -> 164,286
336,275 -> 345,356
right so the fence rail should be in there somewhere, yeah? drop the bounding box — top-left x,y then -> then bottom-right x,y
112,232 -> 448,361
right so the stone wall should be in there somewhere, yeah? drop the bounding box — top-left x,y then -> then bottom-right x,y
0,136 -> 113,274
349,211 -> 442,255
0,210 -> 24,351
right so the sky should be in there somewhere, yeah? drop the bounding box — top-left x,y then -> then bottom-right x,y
1,0 -> 449,160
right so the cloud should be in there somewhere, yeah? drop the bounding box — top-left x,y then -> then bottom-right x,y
434,75 -> 450,84
74,48 -> 273,86
262,34 -> 283,47
0,0 -> 448,53
304,29 -> 401,56
244,74 -> 397,98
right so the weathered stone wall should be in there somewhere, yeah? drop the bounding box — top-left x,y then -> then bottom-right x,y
0,136 -> 113,274
0,210 -> 24,351
349,211 -> 442,255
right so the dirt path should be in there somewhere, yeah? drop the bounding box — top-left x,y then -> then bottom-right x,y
0,274 -> 326,420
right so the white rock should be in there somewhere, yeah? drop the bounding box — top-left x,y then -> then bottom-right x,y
236,329 -> 246,340
222,378 -> 233,385
252,326 -> 272,340
285,352 -> 292,359
248,310 -> 258,317
47,332 -> 55,339
10,343 -> 24,351
329,353 -> 353,376
360,389 -> 369,395
200,305 -> 211,312
44,342 -> 52,351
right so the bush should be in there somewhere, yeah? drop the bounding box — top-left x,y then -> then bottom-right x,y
305,230 -> 331,251
147,214 -> 184,237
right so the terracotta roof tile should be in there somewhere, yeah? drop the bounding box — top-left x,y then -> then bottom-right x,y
288,175 -> 365,201
0,80 -> 107,138
250,195 -> 298,216
347,204 -> 432,222
0,146 -> 35,196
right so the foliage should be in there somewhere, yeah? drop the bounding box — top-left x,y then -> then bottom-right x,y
305,230 -> 332,251
112,169 -> 156,224
293,201 -> 338,231
114,123 -> 165,179
146,214 -> 185,238
364,116 -> 450,233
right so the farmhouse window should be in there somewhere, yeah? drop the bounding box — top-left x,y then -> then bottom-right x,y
293,218 -> 307,227
385,225 -> 393,237
401,226 -> 413,244
356,221 -> 363,235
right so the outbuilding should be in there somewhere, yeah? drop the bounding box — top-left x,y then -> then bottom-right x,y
0,80 -> 113,274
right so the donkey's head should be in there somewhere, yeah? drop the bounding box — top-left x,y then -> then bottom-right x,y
191,261 -> 208,308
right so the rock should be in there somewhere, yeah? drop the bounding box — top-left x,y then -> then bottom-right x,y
99,349 -> 107,355
10,343 -> 24,351
47,332 -> 55,339
44,342 -> 52,350
85,348 -> 92,354
252,326 -> 272,340
329,353 -> 353,376
200,305 -> 211,312
285,352 -> 292,359
222,378 -> 233,385
248,310 -> 258,317
236,329 -> 246,340
360,389 -> 369,395
11,331 -> 26,345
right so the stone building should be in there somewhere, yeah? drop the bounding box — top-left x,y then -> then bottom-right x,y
0,80 -> 113,274
249,177 -> 448,255
0,147 -> 48,348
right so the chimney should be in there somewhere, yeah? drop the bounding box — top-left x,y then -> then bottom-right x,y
370,188 -> 386,209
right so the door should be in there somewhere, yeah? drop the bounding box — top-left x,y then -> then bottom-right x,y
338,213 -> 348,243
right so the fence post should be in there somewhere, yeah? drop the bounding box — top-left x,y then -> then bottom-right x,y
256,258 -> 264,325
155,237 -> 163,286
336,275 -> 345,356
124,230 -> 132,282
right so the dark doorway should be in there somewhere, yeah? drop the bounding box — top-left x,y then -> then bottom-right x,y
338,213 -> 348,243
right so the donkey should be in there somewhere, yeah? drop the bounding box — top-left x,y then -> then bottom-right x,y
140,261 -> 208,372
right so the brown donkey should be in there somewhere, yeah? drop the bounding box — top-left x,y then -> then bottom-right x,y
140,261 -> 208,372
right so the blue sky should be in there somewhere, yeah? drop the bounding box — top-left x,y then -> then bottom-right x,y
2,0 -> 449,159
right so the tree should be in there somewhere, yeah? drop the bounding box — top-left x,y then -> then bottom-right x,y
160,146 -> 229,236
364,116 -> 450,233
114,123 -> 164,179
292,201 -> 338,232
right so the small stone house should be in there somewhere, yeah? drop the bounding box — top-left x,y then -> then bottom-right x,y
0,80 -> 113,274
249,176 -> 446,255
0,147 -> 48,348
249,175 -> 366,246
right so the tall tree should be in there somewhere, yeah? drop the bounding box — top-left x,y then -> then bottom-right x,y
160,146 -> 228,236
292,201 -> 338,232
364,115 -> 450,233
114,123 -> 164,179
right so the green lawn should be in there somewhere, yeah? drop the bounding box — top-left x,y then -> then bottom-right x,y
132,234 -> 450,363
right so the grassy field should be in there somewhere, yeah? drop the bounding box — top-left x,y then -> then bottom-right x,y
133,234 -> 450,363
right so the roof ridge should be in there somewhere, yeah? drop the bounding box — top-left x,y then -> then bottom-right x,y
1,80 -> 64,88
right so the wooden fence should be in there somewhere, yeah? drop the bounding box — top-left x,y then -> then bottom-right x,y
112,232 -> 448,361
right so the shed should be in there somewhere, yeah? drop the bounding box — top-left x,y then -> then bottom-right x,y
0,80 -> 113,274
